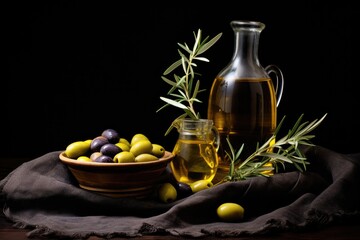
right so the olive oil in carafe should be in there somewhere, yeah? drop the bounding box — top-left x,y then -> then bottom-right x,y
208,77 -> 277,181
171,139 -> 218,184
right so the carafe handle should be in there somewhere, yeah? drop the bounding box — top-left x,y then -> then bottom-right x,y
265,64 -> 284,107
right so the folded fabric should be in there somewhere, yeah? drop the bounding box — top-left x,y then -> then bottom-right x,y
1,145 -> 359,239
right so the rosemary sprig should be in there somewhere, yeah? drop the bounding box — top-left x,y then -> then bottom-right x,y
156,29 -> 222,135
222,113 -> 328,182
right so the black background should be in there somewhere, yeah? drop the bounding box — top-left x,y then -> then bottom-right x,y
3,1 -> 359,159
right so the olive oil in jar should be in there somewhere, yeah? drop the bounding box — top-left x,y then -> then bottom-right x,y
170,118 -> 220,184
171,139 -> 218,184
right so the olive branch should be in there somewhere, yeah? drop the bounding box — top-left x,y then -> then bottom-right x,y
221,113 -> 328,182
156,29 -> 222,135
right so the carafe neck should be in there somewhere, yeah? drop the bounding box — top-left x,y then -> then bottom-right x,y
231,21 -> 265,68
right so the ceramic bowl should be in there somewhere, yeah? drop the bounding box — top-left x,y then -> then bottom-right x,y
59,151 -> 174,198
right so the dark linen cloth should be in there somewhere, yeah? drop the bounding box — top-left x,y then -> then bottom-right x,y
1,145 -> 360,239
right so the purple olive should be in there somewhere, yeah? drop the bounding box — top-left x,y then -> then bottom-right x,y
101,129 -> 120,143
90,136 -> 109,152
100,143 -> 122,157
94,155 -> 113,163
175,182 -> 193,199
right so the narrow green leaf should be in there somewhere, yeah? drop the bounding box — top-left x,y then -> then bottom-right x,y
163,60 -> 182,75
160,97 -> 188,109
156,102 -> 170,113
178,43 -> 192,55
192,29 -> 202,53
193,57 -> 210,62
161,76 -> 177,86
197,32 -> 223,55
197,33 -> 222,55
192,80 -> 200,99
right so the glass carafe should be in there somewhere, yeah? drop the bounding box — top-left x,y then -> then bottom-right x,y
207,20 -> 284,183
170,119 -> 220,184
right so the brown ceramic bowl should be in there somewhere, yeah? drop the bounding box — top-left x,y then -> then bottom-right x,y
59,151 -> 174,198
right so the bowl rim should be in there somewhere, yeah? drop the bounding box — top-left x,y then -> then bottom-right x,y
59,151 -> 174,167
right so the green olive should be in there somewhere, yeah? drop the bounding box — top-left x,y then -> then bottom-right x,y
130,133 -> 149,145
135,153 -> 158,162
77,156 -> 92,162
113,151 -> 135,163
217,202 -> 244,222
151,144 -> 165,158
130,139 -> 153,157
65,141 -> 90,159
115,142 -> 130,152
189,180 -> 213,193
84,139 -> 92,146
158,183 -> 177,203
118,138 -> 131,148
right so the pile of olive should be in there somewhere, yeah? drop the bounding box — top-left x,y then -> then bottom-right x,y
64,129 -> 166,163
